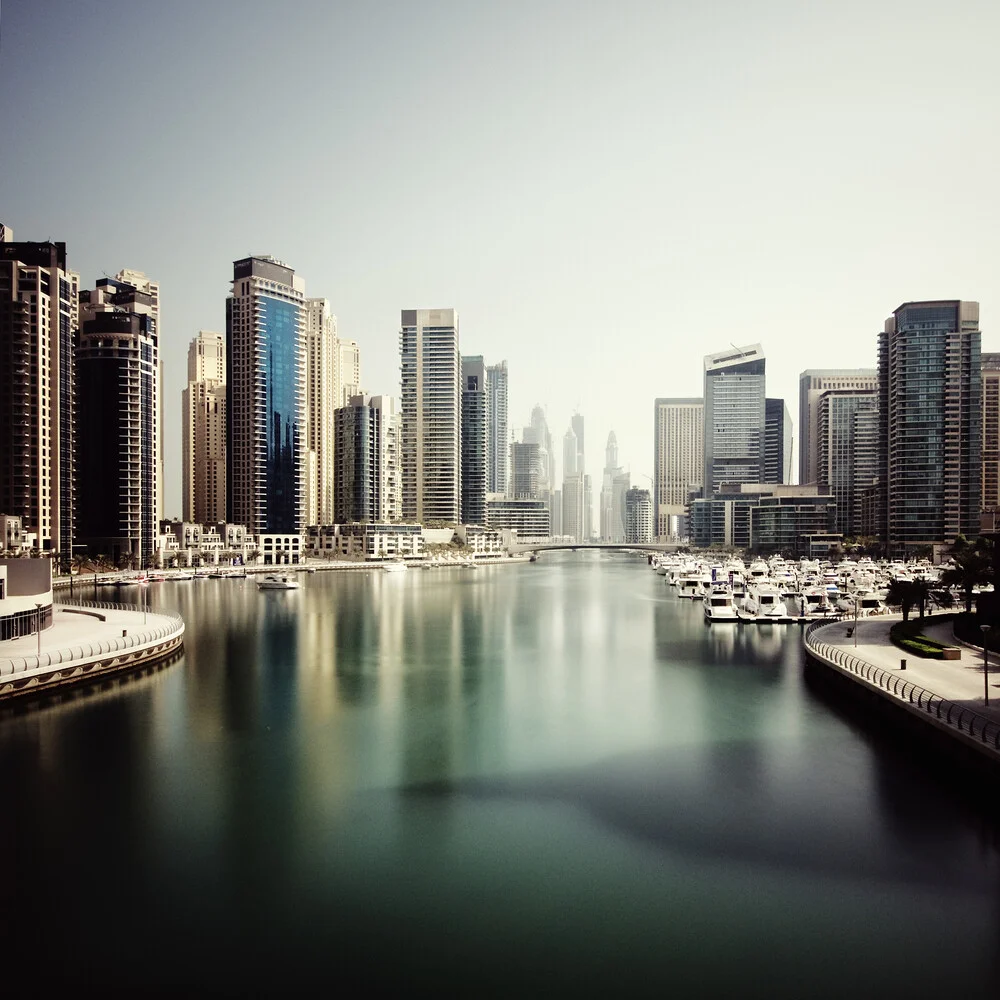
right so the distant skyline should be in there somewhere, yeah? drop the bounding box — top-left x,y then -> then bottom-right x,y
3,0 -> 998,515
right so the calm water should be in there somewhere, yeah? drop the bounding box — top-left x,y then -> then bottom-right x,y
3,553 -> 1000,996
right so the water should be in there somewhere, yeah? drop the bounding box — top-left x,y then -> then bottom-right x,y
3,553 -> 999,996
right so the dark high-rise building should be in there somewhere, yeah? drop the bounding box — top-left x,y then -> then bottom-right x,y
509,441 -> 541,499
982,353 -> 1000,511
0,238 -> 77,560
76,277 -> 159,564
878,300 -> 981,554
486,361 -> 508,495
764,398 -> 792,485
334,395 -> 382,524
226,257 -> 306,535
798,369 -> 877,485
461,355 -> 487,525
703,345 -> 765,494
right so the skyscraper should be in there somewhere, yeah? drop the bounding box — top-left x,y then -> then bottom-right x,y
304,298 -> 336,525
336,337 -> 362,406
562,473 -> 584,541
486,361 -> 508,495
226,256 -> 306,535
461,355 -> 487,525
509,440 -> 541,499
525,405 -> 553,490
764,398 -> 792,485
571,412 -> 585,475
983,353 -> 1000,511
798,369 -> 877,485
878,300 -> 981,554
653,398 -> 703,541
703,345 -> 765,495
182,330 -> 226,524
77,275 -> 159,563
624,488 -> 652,544
334,394 -> 385,524
816,387 -> 877,536
400,308 -> 460,523
599,431 -> 623,541
0,238 -> 78,560
562,426 -> 578,480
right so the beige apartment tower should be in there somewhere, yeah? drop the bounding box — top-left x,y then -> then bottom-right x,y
304,298 -> 336,525
653,398 -> 703,541
182,331 -> 227,524
400,308 -> 460,523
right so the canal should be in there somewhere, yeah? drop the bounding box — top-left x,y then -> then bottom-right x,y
3,552 -> 999,996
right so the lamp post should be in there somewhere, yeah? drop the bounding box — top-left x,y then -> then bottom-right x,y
854,594 -> 860,647
981,624 -> 991,707
35,602 -> 43,657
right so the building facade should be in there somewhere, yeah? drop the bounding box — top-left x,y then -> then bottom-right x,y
878,300 -> 981,555
703,345 -> 766,495
798,369 -> 877,485
816,388 -> 877,537
226,257 -> 306,535
461,355 -> 488,525
486,361 -> 508,495
624,488 -> 652,544
182,330 -> 226,524
983,353 -> 1000,511
400,309 -> 460,523
76,276 -> 160,564
653,398 -> 703,542
304,298 -> 336,525
509,440 -> 541,499
0,239 -> 78,559
764,398 -> 792,485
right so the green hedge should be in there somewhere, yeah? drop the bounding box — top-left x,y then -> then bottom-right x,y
954,611 -> 1000,652
889,616 -> 959,659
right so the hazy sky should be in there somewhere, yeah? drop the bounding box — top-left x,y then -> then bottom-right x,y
3,0 -> 998,515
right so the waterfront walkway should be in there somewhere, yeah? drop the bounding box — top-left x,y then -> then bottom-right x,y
0,601 -> 184,701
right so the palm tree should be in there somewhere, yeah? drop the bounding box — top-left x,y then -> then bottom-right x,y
939,535 -> 994,613
885,579 -> 934,622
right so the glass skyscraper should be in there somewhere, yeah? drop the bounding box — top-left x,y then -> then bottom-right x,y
226,257 -> 306,535
703,345 -> 765,494
878,300 -> 981,554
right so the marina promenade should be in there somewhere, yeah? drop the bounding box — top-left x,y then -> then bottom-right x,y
0,601 -> 184,702
806,614 -> 1000,757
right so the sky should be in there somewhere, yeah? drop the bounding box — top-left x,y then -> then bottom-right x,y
2,0 -> 999,516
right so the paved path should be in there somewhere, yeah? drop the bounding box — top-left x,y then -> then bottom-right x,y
813,614 -> 1000,722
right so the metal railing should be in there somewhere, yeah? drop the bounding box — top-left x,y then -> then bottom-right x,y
803,620 -> 1000,751
0,600 -> 184,678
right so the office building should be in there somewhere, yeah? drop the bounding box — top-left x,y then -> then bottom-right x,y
461,355 -> 488,525
764,398 -> 792,484
510,440 -> 541,499
226,256 -> 306,535
486,361 -> 509,495
878,300 -> 981,554
703,344 -> 766,494
304,298 -> 336,525
653,398 -> 703,541
983,353 -> 1000,510
816,388 -> 877,537
798,369 -> 877,485
400,308 -> 460,523
182,331 -> 226,524
562,472 -> 585,542
76,275 -> 159,563
624,488 -> 652,544
336,336 -> 362,406
334,394 -> 385,523
0,238 -> 78,560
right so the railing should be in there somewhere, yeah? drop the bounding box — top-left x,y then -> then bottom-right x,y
0,600 -> 185,678
803,620 -> 1000,751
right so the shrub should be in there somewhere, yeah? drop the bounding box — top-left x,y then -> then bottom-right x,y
889,618 -> 960,659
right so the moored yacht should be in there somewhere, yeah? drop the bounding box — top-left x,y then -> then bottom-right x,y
257,573 -> 300,590
704,588 -> 739,622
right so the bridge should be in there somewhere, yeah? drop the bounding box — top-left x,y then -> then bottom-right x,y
509,542 -> 682,555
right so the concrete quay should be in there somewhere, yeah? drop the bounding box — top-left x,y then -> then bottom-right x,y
804,615 -> 1000,765
0,601 -> 184,703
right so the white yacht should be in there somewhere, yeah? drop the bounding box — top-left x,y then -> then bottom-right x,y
800,587 -> 837,618
740,583 -> 793,622
382,559 -> 407,573
257,573 -> 300,591
704,588 -> 739,622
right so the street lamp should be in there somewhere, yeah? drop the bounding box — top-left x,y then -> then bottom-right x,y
35,602 -> 43,657
854,594 -> 860,647
981,624 -> 991,707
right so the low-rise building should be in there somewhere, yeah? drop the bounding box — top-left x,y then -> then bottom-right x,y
307,523 -> 423,560
455,524 -> 505,556
0,558 -> 52,641
259,534 -> 304,565
485,494 -> 550,541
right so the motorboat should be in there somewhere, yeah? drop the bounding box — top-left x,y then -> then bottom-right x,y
704,588 -> 739,622
740,583 -> 793,622
382,559 -> 407,573
257,573 -> 300,590
801,587 -> 837,618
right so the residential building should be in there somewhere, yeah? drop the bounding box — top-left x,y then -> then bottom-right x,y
798,369 -> 877,485
624,488 -> 652,544
336,337 -> 362,406
764,398 -> 792,484
509,440 -> 541,499
226,256 -> 306,535
485,494 -> 550,540
304,298 -> 336,524
486,361 -> 509,495
182,331 -> 226,524
400,309 -> 460,523
562,472 -> 585,542
703,344 -> 765,495
76,275 -> 159,564
374,395 -> 402,523
610,470 -> 630,543
878,301 -> 981,555
653,398 -> 703,541
983,353 -> 1000,511
816,388 -> 877,537
308,522 -> 422,560
0,239 -> 78,560
461,355 -> 488,525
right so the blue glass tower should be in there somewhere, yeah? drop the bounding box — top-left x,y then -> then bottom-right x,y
226,257 -> 305,535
